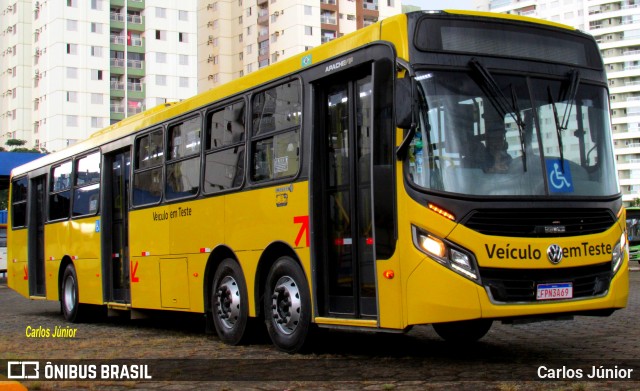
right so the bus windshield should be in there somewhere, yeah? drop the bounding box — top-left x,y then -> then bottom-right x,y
406,69 -> 618,197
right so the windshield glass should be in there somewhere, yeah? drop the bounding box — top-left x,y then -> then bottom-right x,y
406,70 -> 618,197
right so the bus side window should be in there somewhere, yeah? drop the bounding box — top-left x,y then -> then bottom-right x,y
133,129 -> 164,206
250,81 -> 301,183
204,100 -> 246,194
165,116 -> 201,200
50,161 -> 72,220
73,152 -> 101,217
11,177 -> 28,228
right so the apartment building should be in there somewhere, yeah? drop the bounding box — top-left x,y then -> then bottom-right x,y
197,0 -> 402,92
0,0 -> 32,147
476,0 -> 640,204
0,0 -> 197,152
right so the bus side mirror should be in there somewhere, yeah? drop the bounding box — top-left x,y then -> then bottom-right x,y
395,77 -> 413,129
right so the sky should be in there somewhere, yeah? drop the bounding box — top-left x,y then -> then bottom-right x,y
404,0 -> 475,10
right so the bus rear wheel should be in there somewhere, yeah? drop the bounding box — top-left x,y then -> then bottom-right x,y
264,256 -> 311,353
211,259 -> 249,345
432,319 -> 493,343
61,263 -> 83,323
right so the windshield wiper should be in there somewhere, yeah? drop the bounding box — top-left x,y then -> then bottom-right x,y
510,85 -> 527,172
547,70 -> 581,173
469,58 -> 527,171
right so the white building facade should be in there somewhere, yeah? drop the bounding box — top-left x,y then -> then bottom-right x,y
0,0 -> 198,153
197,0 -> 402,92
475,0 -> 640,204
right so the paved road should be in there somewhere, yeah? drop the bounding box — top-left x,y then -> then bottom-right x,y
0,272 -> 639,390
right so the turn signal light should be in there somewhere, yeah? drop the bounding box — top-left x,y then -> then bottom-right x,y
383,270 -> 395,279
428,203 -> 455,221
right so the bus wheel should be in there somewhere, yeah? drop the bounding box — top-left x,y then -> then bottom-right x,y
211,259 -> 249,345
61,263 -> 82,323
432,319 -> 493,343
264,256 -> 311,353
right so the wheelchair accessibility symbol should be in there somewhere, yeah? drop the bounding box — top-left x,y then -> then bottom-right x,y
546,159 -> 573,193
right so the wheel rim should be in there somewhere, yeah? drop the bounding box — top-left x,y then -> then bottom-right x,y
63,274 -> 76,313
271,276 -> 302,335
215,276 -> 241,329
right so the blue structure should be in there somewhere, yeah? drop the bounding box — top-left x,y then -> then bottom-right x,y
0,152 -> 45,190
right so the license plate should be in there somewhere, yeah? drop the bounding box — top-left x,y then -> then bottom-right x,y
536,283 -> 573,301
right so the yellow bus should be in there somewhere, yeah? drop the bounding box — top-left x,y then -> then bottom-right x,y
7,10 -> 628,352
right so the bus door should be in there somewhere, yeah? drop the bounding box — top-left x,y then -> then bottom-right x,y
102,149 -> 131,303
316,67 -> 377,318
28,175 -> 46,297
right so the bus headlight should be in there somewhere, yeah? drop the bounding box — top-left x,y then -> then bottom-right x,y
412,225 -> 480,283
612,231 -> 627,275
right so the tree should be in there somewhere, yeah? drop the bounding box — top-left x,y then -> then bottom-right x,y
632,198 -> 640,207
5,139 -> 26,147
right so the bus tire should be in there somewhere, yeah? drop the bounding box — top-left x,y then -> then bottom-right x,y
432,319 -> 493,343
211,259 -> 249,345
264,256 -> 311,353
60,263 -> 83,323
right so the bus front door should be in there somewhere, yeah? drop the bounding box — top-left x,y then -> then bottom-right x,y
102,149 -> 131,304
317,70 -> 377,318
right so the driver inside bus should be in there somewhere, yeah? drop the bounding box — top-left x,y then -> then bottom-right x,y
484,127 -> 512,173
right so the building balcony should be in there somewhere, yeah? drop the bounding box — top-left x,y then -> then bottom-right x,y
110,103 -> 125,114
110,58 -> 125,68
128,105 -> 145,115
110,12 -> 124,22
111,81 -> 125,91
363,2 -> 378,11
110,35 -> 126,45
321,16 -> 337,25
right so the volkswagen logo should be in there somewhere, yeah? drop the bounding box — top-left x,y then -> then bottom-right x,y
547,244 -> 563,264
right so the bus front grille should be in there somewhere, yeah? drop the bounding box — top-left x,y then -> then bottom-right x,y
479,262 -> 612,303
463,209 -> 616,238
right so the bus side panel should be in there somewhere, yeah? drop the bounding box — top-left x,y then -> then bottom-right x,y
168,197 -> 225,313
70,217 -> 101,260
129,206 -> 170,310
45,259 -> 61,301
74,259 -> 103,305
45,221 -> 70,266
129,255 -> 161,309
168,198 -> 224,256
187,253 -> 209,313
225,182 -> 311,316
7,229 -> 29,298
70,217 -> 103,304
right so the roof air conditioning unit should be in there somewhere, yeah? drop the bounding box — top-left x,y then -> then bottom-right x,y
208,74 -> 214,80
275,31 -> 279,36
207,21 -> 214,27
207,3 -> 214,9
274,11 -> 279,16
